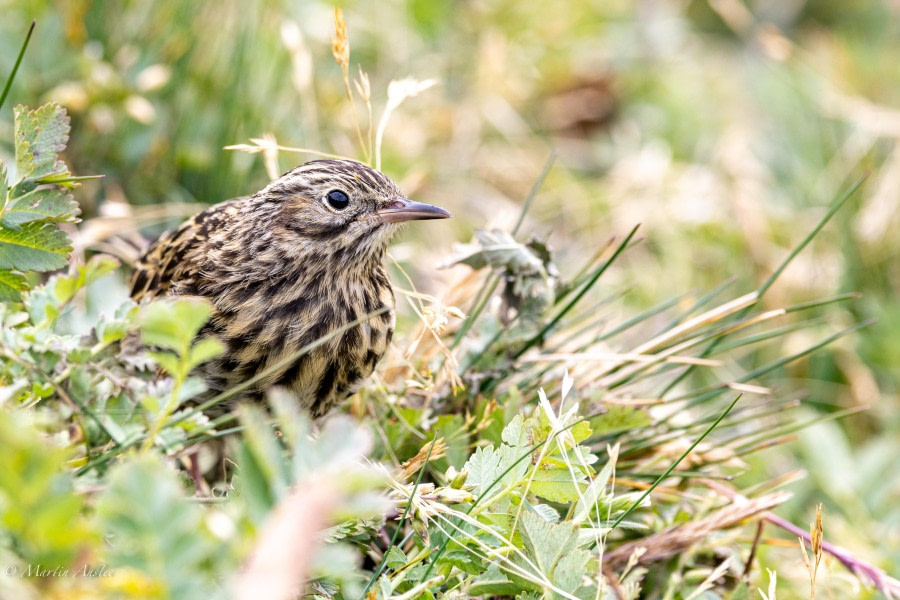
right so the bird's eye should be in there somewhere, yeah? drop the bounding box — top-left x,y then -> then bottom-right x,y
326,189 -> 350,211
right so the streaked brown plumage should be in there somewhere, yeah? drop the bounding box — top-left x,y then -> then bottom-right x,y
131,159 -> 450,416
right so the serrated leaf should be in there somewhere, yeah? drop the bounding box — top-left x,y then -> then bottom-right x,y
501,414 -> 530,447
443,549 -> 483,575
0,188 -> 79,228
525,467 -> 588,503
0,269 -> 27,302
550,549 -> 591,596
517,511 -> 577,577
14,103 -> 71,181
321,518 -> 380,544
0,221 -> 71,271
464,444 -> 529,498
524,500 -> 560,523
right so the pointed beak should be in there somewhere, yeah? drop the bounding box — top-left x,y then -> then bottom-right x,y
376,198 -> 452,224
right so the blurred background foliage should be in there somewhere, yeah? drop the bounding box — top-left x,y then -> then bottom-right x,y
1,0 -> 898,593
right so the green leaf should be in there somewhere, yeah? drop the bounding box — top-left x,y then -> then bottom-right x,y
0,411 -> 97,567
549,549 -> 591,597
501,414 -> 531,447
464,444 -> 528,498
148,351 -> 181,377
433,413 -> 468,469
384,546 -> 408,570
0,221 -> 71,272
188,337 -> 225,370
525,467 -> 588,503
524,500 -> 560,523
52,254 -> 119,304
589,405 -> 651,437
468,565 -> 523,596
0,269 -> 27,302
139,298 -> 214,353
570,420 -> 592,444
237,404 -> 291,521
0,188 -> 79,228
517,511 -> 577,579
442,549 -> 483,575
95,454 -> 219,598
14,103 -> 71,182
0,160 -> 7,200
572,457 -> 616,524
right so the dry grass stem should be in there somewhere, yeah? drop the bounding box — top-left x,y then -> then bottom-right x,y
375,78 -> 437,170
524,352 -> 722,366
330,7 -> 367,161
799,503 -> 824,600
224,138 -> 351,162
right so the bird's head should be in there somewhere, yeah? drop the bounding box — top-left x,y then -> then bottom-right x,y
260,159 -> 450,259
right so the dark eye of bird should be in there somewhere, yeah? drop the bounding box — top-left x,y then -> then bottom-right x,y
326,189 -> 350,210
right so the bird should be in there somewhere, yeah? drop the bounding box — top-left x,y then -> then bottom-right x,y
130,159 -> 450,417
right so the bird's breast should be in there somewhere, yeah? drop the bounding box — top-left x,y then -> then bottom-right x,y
198,265 -> 395,416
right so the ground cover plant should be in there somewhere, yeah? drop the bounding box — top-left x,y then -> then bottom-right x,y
1,3 -> 898,599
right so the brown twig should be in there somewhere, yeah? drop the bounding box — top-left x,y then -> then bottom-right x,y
743,520 -> 764,580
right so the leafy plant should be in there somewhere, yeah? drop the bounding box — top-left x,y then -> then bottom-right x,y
0,103 -> 83,300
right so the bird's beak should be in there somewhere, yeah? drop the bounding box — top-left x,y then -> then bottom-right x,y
376,198 -> 451,223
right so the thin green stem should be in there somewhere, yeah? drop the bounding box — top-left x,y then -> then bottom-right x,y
512,150 -> 556,236
608,395 -> 741,531
0,21 -> 35,113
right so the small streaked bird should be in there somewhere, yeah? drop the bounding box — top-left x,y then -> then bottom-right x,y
131,159 -> 450,416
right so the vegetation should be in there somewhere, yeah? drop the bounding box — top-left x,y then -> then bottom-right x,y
1,1 -> 898,598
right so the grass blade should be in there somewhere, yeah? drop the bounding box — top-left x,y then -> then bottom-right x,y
608,395 -> 741,531
512,150 -> 556,236
657,174 -> 867,399
0,21 -> 35,113
513,223 -> 641,360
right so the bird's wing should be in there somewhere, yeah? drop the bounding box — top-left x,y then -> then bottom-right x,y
130,198 -> 244,301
